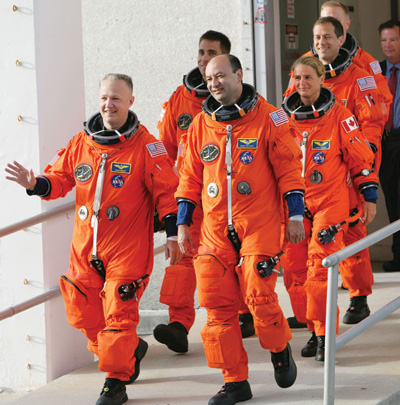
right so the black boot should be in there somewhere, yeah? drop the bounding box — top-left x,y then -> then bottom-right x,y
383,260 -> 400,272
315,336 -> 325,362
301,331 -> 317,357
153,321 -> 188,353
286,316 -> 307,329
208,380 -> 253,405
343,296 -> 370,324
271,342 -> 297,388
239,313 -> 255,338
96,378 -> 128,405
126,337 -> 148,384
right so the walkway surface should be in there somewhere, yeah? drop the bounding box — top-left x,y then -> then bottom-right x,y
1,264 -> 400,405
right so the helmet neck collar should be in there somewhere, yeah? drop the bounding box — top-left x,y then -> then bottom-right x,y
183,67 -> 209,98
202,83 -> 258,122
84,110 -> 139,145
282,87 -> 335,121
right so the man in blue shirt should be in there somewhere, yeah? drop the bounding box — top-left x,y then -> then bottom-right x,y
379,20 -> 400,272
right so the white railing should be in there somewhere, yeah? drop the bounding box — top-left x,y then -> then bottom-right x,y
0,202 -> 165,321
322,218 -> 400,405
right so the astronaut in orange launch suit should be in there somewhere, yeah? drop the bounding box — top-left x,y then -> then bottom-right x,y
6,74 -> 181,405
176,54 -> 306,405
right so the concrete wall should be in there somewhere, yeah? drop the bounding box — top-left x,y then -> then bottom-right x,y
0,0 -> 244,395
0,0 -> 92,394
80,0 -> 243,311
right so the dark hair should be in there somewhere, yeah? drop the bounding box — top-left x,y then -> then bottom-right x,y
314,16 -> 344,38
378,20 -> 400,34
199,30 -> 231,54
228,54 -> 242,73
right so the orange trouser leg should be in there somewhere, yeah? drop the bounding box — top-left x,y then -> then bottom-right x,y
159,210 -> 202,332
194,251 -> 249,383
59,273 -> 106,356
97,277 -> 149,381
236,255 -> 292,351
340,220 -> 374,297
160,256 -> 196,332
281,218 -> 312,327
304,209 -> 342,337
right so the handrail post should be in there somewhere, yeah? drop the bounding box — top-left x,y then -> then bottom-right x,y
324,262 -> 339,405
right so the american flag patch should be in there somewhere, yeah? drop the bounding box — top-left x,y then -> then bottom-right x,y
146,141 -> 167,158
370,61 -> 382,75
270,109 -> 289,126
357,76 -> 377,91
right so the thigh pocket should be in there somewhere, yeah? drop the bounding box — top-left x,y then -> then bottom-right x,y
193,254 -> 239,309
59,275 -> 103,329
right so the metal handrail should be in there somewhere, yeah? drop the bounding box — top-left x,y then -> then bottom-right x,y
0,201 -> 75,238
322,218 -> 400,405
0,202 -> 167,321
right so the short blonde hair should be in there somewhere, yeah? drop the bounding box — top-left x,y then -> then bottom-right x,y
321,1 -> 349,17
291,56 -> 325,78
102,73 -> 133,92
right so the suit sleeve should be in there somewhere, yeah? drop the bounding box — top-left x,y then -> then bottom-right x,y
157,94 -> 179,163
39,141 -> 76,200
338,111 -> 379,194
267,111 -> 306,197
175,122 -> 203,206
354,77 -> 386,147
144,136 -> 179,219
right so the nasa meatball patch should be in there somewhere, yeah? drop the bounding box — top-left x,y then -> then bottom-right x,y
111,174 -> 125,188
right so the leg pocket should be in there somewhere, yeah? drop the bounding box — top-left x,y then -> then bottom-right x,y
201,323 -> 242,369
59,275 -> 104,329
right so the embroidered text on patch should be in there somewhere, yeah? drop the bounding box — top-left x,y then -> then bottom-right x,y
270,109 -> 289,126
357,76 -> 377,91
146,141 -> 167,158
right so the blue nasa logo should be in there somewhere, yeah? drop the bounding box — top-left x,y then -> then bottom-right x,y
111,175 -> 125,188
313,151 -> 326,164
240,151 -> 254,165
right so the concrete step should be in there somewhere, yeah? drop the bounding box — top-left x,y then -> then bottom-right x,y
1,264 -> 400,405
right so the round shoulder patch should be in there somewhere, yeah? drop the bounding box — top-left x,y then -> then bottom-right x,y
200,144 -> 220,163
177,113 -> 192,130
74,164 -> 93,182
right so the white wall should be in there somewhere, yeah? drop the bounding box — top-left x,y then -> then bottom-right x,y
0,0 -> 245,395
80,0 -> 244,311
0,0 -> 92,394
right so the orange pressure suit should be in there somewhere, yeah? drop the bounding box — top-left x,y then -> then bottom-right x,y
281,88 -> 379,336
35,112 -> 178,382
284,50 -> 386,306
176,85 -> 305,382
156,68 -> 205,332
287,34 -> 392,114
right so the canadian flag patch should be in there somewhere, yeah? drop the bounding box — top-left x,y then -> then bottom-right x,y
341,115 -> 359,133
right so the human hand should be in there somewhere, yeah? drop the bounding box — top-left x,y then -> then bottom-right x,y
5,161 -> 37,189
165,239 -> 182,266
362,202 -> 376,225
286,219 -> 305,244
178,224 -> 195,256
